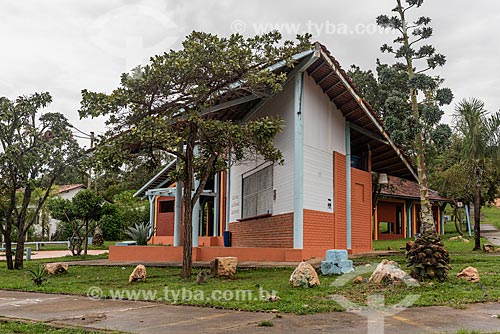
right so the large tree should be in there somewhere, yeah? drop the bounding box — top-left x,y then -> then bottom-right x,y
452,98 -> 500,250
0,92 -> 80,269
376,0 -> 452,280
79,31 -> 311,277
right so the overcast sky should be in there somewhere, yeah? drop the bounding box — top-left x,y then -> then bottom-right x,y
1,0 -> 498,147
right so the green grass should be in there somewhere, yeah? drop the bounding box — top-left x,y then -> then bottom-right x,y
0,319 -> 121,334
373,235 -> 486,254
0,245 -> 499,314
456,330 -> 500,334
481,205 -> 500,230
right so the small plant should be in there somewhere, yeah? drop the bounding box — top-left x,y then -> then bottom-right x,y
258,320 -> 274,327
26,264 -> 47,286
126,223 -> 152,245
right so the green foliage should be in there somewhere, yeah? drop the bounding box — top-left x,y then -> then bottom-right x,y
0,92 -> 81,270
125,222 -> 151,245
47,190 -> 107,255
26,264 -> 47,286
79,31 -> 311,277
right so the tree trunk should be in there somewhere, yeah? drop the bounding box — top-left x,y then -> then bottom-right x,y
4,232 -> 14,270
473,182 -> 481,250
84,221 -> 89,257
397,0 -> 436,235
181,135 -> 195,278
14,232 -> 25,270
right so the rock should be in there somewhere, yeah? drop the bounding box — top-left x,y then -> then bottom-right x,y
496,248 -> 500,253
129,264 -> 146,282
369,259 -> 419,287
387,246 -> 393,250
352,276 -> 364,284
289,261 -> 320,288
456,266 -> 480,283
483,244 -> 495,253
325,249 -> 348,263
448,236 -> 470,243
405,241 -> 414,251
210,257 -> 238,279
267,295 -> 281,302
321,259 -> 354,275
44,262 -> 68,275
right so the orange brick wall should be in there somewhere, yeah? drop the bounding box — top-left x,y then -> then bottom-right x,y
228,213 -> 293,248
350,167 -> 373,252
303,209 -> 335,248
334,152 -> 347,249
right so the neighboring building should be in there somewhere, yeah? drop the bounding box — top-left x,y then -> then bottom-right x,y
375,176 -> 451,240
115,43 -> 419,262
34,184 -> 86,240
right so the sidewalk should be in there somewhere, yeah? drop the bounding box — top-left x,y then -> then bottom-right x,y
481,224 -> 500,246
1,290 -> 500,334
0,250 -> 108,262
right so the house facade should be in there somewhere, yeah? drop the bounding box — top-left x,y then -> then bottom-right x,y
374,176 -> 451,240
112,43 -> 419,262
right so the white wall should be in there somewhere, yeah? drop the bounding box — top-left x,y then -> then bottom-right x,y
303,73 -> 345,213
229,81 -> 295,222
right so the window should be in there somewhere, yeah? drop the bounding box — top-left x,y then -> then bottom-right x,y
242,165 -> 273,218
159,200 -> 174,213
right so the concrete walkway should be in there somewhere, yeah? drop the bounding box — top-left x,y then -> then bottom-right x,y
1,290 -> 500,334
481,224 -> 500,246
0,250 -> 108,261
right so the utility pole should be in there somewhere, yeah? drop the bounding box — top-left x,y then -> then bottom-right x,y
87,131 -> 95,189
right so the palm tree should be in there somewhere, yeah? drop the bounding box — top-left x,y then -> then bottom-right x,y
453,98 -> 500,250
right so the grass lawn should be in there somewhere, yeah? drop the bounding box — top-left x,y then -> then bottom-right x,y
481,205 -> 500,230
0,239 -> 499,315
0,319 -> 121,334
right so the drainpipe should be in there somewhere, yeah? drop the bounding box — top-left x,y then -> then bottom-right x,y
293,72 -> 305,249
148,195 -> 155,239
345,122 -> 352,250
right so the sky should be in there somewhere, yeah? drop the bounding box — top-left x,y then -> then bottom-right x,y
1,0 -> 499,147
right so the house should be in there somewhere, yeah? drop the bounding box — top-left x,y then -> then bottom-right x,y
34,184 -> 86,240
110,42 -> 419,262
374,176 -> 451,240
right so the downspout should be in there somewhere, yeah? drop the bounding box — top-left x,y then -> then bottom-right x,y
345,122 -> 352,250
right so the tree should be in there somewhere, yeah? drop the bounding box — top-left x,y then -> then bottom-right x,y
47,190 -> 108,256
79,31 -> 311,277
376,0 -> 452,280
452,98 -> 500,250
0,92 -> 80,269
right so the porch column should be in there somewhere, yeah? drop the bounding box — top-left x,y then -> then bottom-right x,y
225,152 -> 231,232
293,72 -> 304,249
439,203 -> 446,235
148,195 -> 155,238
192,147 -> 200,247
407,201 -> 413,238
213,173 -> 220,237
345,122 -> 352,250
173,179 -> 182,247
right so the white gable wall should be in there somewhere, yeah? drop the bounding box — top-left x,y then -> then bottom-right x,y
229,81 -> 295,222
303,73 -> 345,213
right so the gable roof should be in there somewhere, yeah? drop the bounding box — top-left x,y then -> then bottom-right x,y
380,175 -> 450,202
57,184 -> 86,194
134,159 -> 177,198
